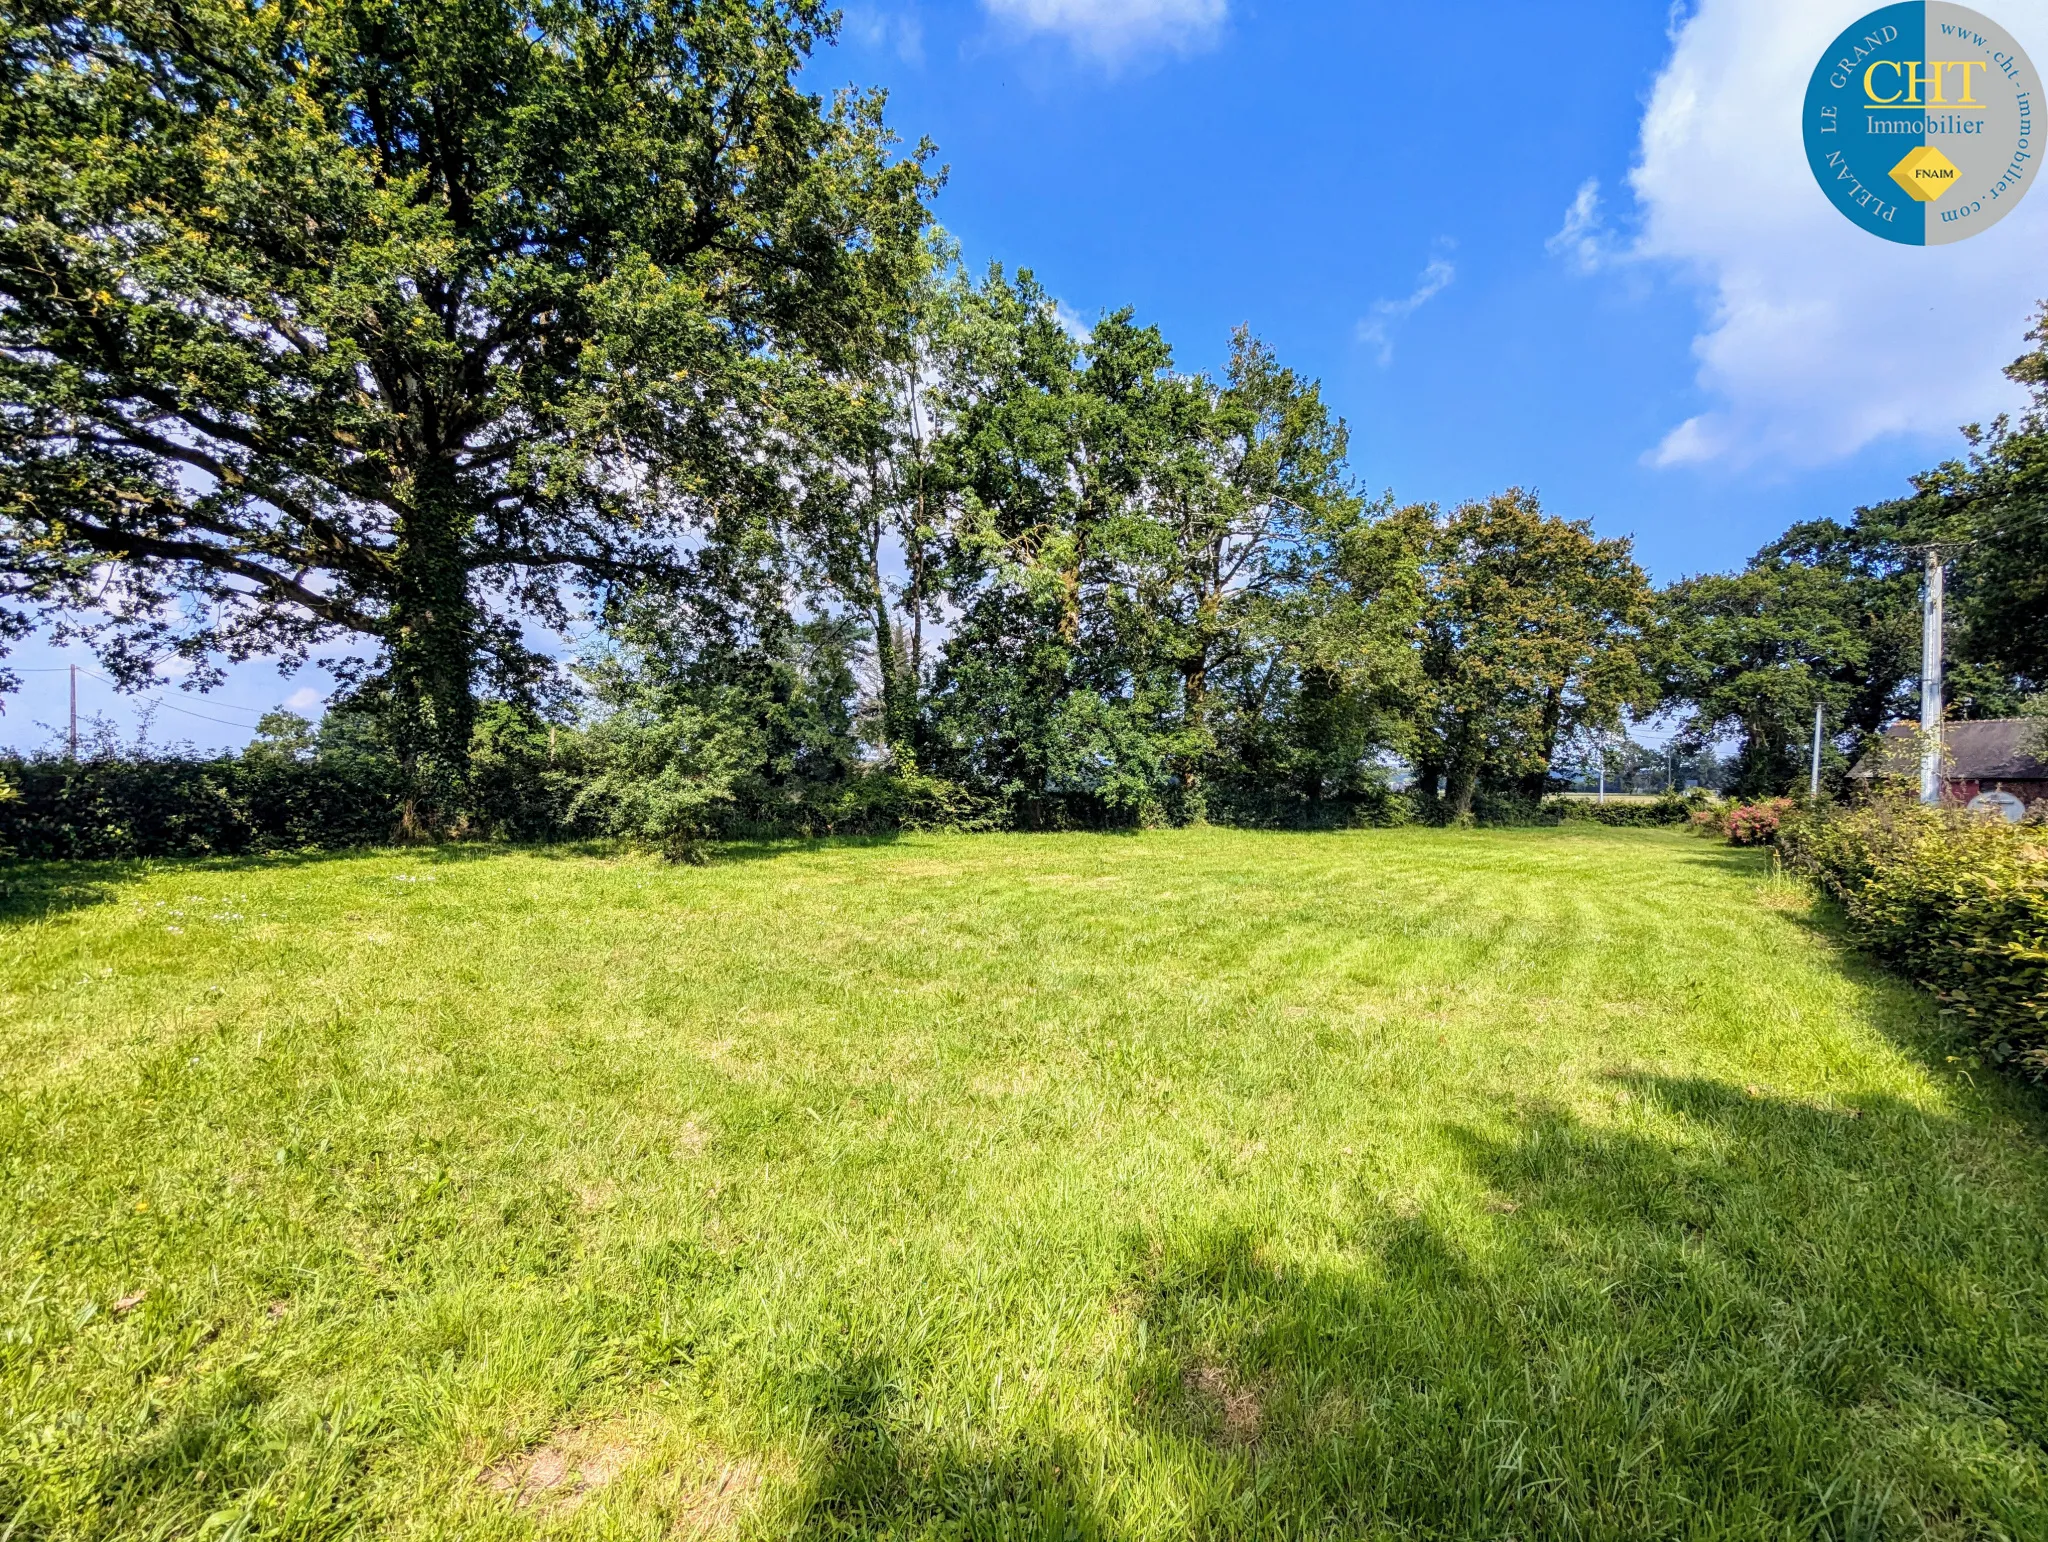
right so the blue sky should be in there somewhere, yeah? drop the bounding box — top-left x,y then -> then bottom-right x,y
11,0 -> 2047,751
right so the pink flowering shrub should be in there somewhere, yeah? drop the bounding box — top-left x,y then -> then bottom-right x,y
1724,798 -> 1795,847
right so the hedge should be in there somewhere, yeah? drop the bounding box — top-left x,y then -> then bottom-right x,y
1542,792 -> 1705,828
0,751 -> 407,859
1778,801 -> 2048,1079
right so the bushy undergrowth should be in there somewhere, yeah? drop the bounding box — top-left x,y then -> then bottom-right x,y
1780,800 -> 2048,1078
0,723 -> 985,862
1543,791 -> 1705,828
0,716 -> 405,859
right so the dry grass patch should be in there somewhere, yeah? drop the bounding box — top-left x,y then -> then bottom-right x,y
672,1458 -> 765,1538
484,1426 -> 640,1516
1183,1361 -> 1266,1448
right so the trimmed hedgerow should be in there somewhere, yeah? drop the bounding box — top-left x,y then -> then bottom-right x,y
1542,792 -> 1706,828
0,748 -> 405,859
1779,801 -> 2048,1079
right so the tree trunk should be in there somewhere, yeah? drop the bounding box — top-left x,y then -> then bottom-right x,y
1449,762 -> 1480,823
1180,657 -> 1208,824
1058,556 -> 1082,645
1523,684 -> 1565,800
389,469 -> 477,839
868,525 -> 903,755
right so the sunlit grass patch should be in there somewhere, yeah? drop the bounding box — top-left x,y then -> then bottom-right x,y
2,828 -> 2045,1538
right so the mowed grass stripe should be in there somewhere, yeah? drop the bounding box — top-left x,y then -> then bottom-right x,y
0,828 -> 2044,1539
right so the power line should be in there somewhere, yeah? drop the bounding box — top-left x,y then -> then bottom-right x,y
16,663 -> 285,719
75,669 -> 272,714
57,668 -> 295,732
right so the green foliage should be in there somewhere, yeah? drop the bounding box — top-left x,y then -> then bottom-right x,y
0,710 -> 403,857
1655,523 -> 1918,799
916,271 -> 1416,829
1652,303 -> 2048,778
572,596 -> 973,857
2024,693 -> 2048,762
1857,302 -> 2048,701
0,0 -> 935,820
465,703 -> 585,843
0,648 -> 977,860
1544,791 -> 1706,828
1781,800 -> 2048,1076
1399,491 -> 1653,820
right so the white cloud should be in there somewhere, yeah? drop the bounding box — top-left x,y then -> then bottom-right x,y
284,687 -> 322,712
1546,178 -> 1615,273
1358,253 -> 1456,366
1052,299 -> 1095,343
844,5 -> 925,65
1602,0 -> 2048,470
982,0 -> 1226,62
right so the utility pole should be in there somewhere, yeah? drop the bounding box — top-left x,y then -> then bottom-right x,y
68,663 -> 77,760
1809,701 -> 1825,803
1920,549 -> 1944,806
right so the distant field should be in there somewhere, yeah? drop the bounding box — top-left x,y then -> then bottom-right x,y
3,829 -> 2045,1539
1550,790 -> 1696,804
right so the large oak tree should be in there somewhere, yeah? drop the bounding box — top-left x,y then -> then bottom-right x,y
0,0 -> 932,822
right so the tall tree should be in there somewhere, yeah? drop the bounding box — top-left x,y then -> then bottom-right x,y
920,274 -> 1415,826
1855,300 -> 2048,705
919,270 -> 1182,824
1399,491 -> 1652,820
1126,330 -> 1376,819
806,240 -> 959,758
1204,492 -> 1419,817
1654,524 -> 1918,799
0,0 -> 933,825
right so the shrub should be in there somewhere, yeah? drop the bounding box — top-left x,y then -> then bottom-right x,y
1779,800 -> 2048,1078
467,702 -> 588,842
0,712 -> 408,859
1213,782 -> 1410,831
818,761 -> 996,835
1544,792 -> 1703,828
1724,798 -> 1794,846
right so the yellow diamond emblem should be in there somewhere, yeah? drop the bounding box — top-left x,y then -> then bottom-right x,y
1890,144 -> 1961,203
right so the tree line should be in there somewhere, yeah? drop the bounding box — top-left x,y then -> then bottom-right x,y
2,0 -> 2042,847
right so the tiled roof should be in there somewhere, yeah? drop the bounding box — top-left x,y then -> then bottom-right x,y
1851,718 -> 2048,781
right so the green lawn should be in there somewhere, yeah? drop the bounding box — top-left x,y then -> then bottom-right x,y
4,828 -> 2047,1540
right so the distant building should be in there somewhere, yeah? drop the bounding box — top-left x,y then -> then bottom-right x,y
1850,719 -> 2048,815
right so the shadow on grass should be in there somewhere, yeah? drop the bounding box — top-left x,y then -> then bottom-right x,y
0,839 -> 576,931
74,1361 -> 365,1540
776,1350 -> 1111,1540
771,1072 -> 2048,1539
0,839 -> 639,917
0,862 -> 136,927
1667,839 -> 1777,877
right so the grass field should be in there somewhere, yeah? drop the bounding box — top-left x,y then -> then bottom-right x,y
4,827 -> 2047,1540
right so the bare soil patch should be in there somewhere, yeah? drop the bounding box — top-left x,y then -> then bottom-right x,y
1184,1361 -> 1264,1447
484,1426 -> 639,1515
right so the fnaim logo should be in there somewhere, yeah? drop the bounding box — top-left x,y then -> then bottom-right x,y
1804,3 -> 2039,243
